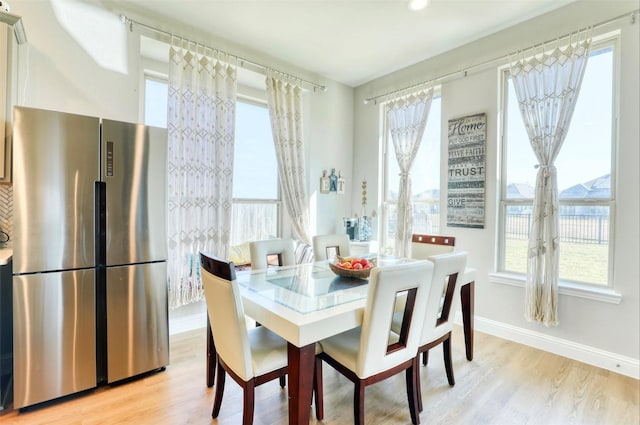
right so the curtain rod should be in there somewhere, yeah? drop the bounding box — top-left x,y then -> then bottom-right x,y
364,9 -> 638,105
121,15 -> 327,93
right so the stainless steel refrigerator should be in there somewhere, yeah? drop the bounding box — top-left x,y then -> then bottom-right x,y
11,106 -> 169,409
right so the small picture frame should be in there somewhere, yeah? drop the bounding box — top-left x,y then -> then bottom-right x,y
320,169 -> 330,194
329,169 -> 338,192
337,171 -> 345,195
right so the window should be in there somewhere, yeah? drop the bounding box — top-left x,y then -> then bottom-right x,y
231,100 -> 280,245
381,94 -> 442,254
499,42 -> 615,287
142,76 -> 280,246
144,76 -> 168,128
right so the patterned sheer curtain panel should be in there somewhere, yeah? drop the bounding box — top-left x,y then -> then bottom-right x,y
167,43 -> 237,308
265,72 -> 312,245
385,88 -> 434,258
509,31 -> 591,326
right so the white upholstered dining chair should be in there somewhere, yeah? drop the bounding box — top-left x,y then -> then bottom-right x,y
392,250 -> 467,412
248,238 -> 297,387
312,233 -> 351,261
249,239 -> 296,270
408,232 -> 457,367
410,234 -> 455,259
314,260 -> 434,425
200,252 -> 289,425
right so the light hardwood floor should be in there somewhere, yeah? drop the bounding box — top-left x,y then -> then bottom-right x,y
1,326 -> 637,425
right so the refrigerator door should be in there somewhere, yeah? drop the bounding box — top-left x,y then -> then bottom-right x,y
106,262 -> 169,383
12,107 -> 100,274
101,120 -> 167,266
12,270 -> 96,409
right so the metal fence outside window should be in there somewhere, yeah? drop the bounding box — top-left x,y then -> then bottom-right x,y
505,213 -> 610,245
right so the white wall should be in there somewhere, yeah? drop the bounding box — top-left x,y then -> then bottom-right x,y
307,80 -> 355,235
9,0 -> 355,239
354,1 -> 639,377
11,1 -> 140,121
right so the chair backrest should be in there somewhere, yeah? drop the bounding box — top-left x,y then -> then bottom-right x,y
312,234 -> 351,261
294,240 -> 314,264
410,234 -> 455,260
249,239 -> 296,270
420,251 -> 467,344
356,260 -> 434,378
200,252 -> 254,381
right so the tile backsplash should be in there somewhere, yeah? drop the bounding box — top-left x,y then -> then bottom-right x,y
0,184 -> 12,247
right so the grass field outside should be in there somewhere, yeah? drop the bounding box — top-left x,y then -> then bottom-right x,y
504,238 -> 608,285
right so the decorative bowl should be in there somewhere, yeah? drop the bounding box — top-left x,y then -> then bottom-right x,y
329,257 -> 376,279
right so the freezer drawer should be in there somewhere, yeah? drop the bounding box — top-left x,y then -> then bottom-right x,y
13,270 -> 96,409
106,262 -> 169,383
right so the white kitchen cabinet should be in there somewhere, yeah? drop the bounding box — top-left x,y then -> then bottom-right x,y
0,12 -> 26,184
0,23 -> 8,182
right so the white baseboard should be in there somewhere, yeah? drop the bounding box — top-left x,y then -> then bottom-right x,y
457,313 -> 639,380
169,300 -> 207,335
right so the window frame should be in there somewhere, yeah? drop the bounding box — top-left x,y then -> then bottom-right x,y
380,89 -> 443,254
496,34 -> 619,295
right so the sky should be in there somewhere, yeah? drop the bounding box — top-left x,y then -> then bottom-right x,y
506,47 -> 613,191
232,101 -> 278,199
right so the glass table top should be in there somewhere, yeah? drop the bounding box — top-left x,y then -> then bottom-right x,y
235,256 -> 412,314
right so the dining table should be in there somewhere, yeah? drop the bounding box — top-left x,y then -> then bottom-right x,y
205,256 -> 476,425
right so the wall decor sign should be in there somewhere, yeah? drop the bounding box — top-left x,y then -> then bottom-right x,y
320,168 -> 345,195
446,112 -> 486,229
320,170 -> 330,193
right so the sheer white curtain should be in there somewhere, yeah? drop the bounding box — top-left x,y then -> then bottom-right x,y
509,32 -> 591,326
265,73 -> 312,245
385,88 -> 434,258
167,43 -> 237,308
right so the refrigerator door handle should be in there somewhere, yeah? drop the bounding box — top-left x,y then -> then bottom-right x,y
95,181 -> 106,266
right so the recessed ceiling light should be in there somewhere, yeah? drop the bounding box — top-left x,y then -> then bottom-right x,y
408,0 -> 429,11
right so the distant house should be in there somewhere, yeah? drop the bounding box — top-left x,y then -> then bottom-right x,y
560,174 -> 610,215
506,176 -> 610,216
559,183 -> 590,199
560,174 -> 610,199
414,188 -> 440,201
507,183 -> 535,199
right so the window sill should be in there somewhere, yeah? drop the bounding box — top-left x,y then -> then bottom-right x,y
489,272 -> 622,304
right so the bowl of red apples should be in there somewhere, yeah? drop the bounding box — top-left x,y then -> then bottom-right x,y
328,256 -> 376,279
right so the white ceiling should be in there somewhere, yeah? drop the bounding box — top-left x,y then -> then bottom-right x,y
113,0 -> 577,87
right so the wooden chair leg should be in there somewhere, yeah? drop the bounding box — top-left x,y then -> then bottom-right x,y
313,357 -> 324,420
212,361 -> 226,418
415,354 -> 423,412
279,375 -> 286,388
422,350 -> 429,366
405,361 -> 421,425
206,319 -> 216,387
443,334 -> 455,386
242,380 -> 256,425
354,381 -> 365,425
